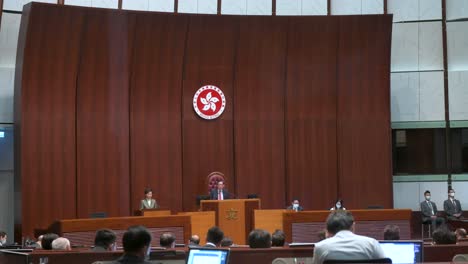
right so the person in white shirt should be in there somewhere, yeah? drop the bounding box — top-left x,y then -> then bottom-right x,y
312,211 -> 386,264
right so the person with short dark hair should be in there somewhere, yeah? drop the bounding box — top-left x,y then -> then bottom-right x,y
286,199 -> 304,212
93,226 -> 152,264
455,228 -> 467,240
383,225 -> 400,240
432,226 -> 457,245
271,230 -> 285,247
93,229 -> 117,251
312,211 -> 385,264
248,229 -> 271,248
220,237 -> 233,247
421,190 -> 445,231
188,235 -> 200,246
42,233 -> 59,250
443,188 -> 463,220
0,231 -> 7,246
159,232 -> 176,248
205,226 -> 224,247
140,188 -> 158,210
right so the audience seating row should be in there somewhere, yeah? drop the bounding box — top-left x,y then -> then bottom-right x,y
2,243 -> 468,263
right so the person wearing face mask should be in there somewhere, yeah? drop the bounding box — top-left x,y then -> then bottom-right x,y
443,188 -> 463,220
420,190 -> 445,231
286,199 -> 304,212
330,199 -> 346,211
0,231 -> 7,246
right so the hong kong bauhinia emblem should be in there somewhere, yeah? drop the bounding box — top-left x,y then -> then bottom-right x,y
193,85 -> 226,120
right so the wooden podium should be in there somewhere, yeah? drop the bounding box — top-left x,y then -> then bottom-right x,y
135,209 -> 171,217
201,199 -> 260,245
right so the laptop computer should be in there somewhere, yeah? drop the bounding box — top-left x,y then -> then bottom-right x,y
186,247 -> 230,264
379,240 -> 423,264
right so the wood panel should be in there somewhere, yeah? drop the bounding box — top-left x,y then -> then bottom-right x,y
285,17 -> 339,210
76,8 -> 135,218
15,3 -> 394,240
55,215 -> 190,247
253,209 -> 287,235
200,199 -> 260,244
336,15 -> 393,209
16,3 -> 83,237
234,16 -> 288,208
182,15 -> 238,211
177,211 -> 216,245
129,13 -> 186,214
283,209 -> 412,243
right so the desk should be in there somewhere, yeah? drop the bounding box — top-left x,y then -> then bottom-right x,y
136,209 -> 171,217
201,199 -> 260,244
283,209 -> 412,242
177,211 -> 216,245
0,246 -> 313,264
253,209 -> 288,235
53,215 -> 191,247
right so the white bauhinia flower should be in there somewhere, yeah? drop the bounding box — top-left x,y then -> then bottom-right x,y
201,92 -> 219,112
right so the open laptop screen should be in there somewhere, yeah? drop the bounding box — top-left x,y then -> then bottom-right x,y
379,241 -> 423,264
186,248 -> 229,264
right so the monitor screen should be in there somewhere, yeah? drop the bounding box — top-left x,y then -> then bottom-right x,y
379,241 -> 423,264
186,248 -> 229,264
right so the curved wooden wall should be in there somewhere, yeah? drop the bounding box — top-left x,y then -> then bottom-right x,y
15,3 -> 392,237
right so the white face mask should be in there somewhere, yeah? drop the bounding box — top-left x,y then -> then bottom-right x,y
449,192 -> 455,198
425,196 -> 431,200
0,238 -> 6,245
336,203 -> 341,208
293,203 -> 299,209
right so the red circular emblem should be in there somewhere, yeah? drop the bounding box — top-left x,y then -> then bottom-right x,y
193,85 -> 226,120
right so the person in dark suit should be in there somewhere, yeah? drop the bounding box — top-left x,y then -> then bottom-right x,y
93,225 -> 152,264
41,233 -> 59,250
204,226 -> 224,248
444,188 -> 463,220
420,190 -> 445,231
248,229 -> 271,248
93,229 -> 117,251
209,181 -> 231,200
140,188 -> 158,210
286,199 -> 304,211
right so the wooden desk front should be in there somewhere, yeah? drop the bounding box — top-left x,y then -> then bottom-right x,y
137,209 -> 171,217
253,209 -> 288,235
177,211 -> 216,245
283,209 -> 412,242
201,199 -> 260,244
53,215 -> 191,247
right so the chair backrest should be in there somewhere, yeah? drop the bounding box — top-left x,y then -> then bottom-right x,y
323,258 -> 392,264
89,212 -> 107,218
206,172 -> 226,193
453,254 -> 468,262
